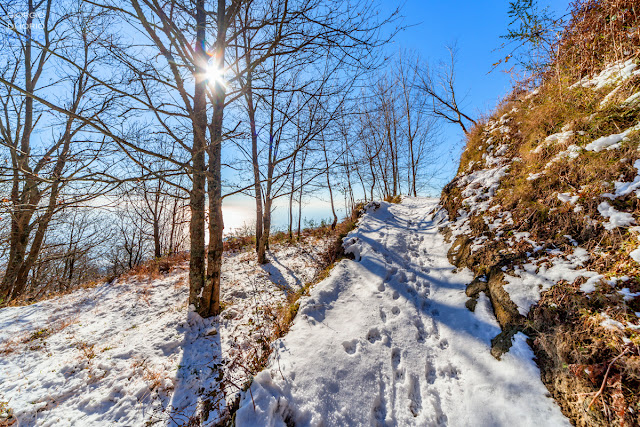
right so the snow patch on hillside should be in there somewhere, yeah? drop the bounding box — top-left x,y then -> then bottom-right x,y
571,58 -> 639,90
598,201 -> 636,230
503,247 -> 601,315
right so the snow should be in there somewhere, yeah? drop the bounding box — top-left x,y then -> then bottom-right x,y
524,88 -> 540,100
623,91 -> 640,106
581,274 -> 604,293
600,313 -> 640,332
601,316 -> 626,331
602,159 -> 640,199
0,238 -> 330,426
572,59 -> 639,90
557,192 -> 579,204
600,85 -> 622,107
545,145 -> 582,169
459,165 -> 509,214
534,131 -> 574,153
448,116 -> 515,240
503,247 -> 600,314
235,198 -> 569,426
597,201 -> 636,230
584,123 -> 640,152
619,288 -> 640,301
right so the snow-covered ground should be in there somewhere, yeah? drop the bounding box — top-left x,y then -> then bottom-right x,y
0,238 -> 329,426
235,198 -> 569,426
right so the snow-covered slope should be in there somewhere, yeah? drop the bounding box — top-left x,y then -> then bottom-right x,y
0,240 -> 328,426
235,198 -> 569,426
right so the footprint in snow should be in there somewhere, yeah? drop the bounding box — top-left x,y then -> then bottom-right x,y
391,347 -> 402,367
408,374 -> 422,417
367,328 -> 382,343
385,267 -> 398,280
342,339 -> 358,355
425,358 -> 437,384
391,306 -> 400,315
391,347 -> 406,382
438,339 -> 449,350
414,318 -> 427,343
438,363 -> 459,380
395,271 -> 407,283
392,291 -> 400,300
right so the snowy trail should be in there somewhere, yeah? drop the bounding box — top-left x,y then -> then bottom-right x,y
236,198 -> 570,426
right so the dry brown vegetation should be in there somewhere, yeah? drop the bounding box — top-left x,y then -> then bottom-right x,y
441,1 -> 640,425
558,0 -> 640,80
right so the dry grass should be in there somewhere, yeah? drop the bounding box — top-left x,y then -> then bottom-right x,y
125,252 -> 190,281
530,282 -> 640,426
557,0 -> 640,80
0,400 -> 15,427
384,195 -> 403,204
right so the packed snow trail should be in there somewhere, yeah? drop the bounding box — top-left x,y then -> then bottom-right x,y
235,198 -> 570,426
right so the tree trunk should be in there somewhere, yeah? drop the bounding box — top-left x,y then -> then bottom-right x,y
204,0 -> 228,317
297,149 -> 306,238
322,139 -> 338,229
188,0 -> 208,314
288,150 -> 297,239
244,45 -> 264,263
257,59 -> 277,261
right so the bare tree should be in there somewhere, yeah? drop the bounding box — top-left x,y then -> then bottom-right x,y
415,45 -> 477,135
0,0 -> 117,302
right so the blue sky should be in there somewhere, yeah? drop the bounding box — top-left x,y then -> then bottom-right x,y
223,0 -> 573,232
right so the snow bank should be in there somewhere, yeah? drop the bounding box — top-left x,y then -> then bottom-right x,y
534,130 -> 574,153
572,59 -> 639,90
557,192 -> 579,204
602,159 -> 640,199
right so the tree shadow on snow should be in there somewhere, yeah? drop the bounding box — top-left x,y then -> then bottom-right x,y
259,251 -> 302,295
164,312 -> 224,426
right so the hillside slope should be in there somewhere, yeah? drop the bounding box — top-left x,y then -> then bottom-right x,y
440,55 -> 640,426
0,239 -> 329,426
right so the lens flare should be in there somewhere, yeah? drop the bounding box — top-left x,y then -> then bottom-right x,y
206,65 -> 226,87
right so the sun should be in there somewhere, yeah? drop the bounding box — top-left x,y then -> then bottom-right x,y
206,64 -> 226,87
